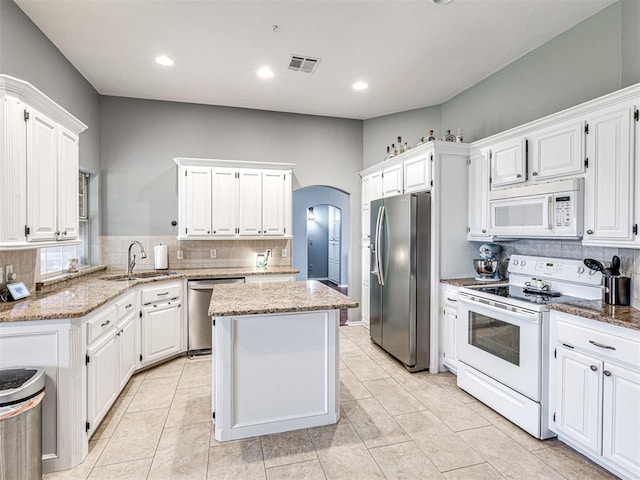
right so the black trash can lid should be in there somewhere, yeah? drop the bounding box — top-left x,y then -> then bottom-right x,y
0,368 -> 46,407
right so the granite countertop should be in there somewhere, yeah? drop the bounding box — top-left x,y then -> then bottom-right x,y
0,266 -> 299,323
548,301 -> 640,331
441,277 -> 509,287
209,280 -> 358,317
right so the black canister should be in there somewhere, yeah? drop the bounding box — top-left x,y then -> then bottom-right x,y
604,276 -> 631,306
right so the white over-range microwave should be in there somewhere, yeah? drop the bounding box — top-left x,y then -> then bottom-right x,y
488,178 -> 583,239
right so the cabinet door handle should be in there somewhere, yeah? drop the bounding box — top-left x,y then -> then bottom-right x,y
516,174 -> 522,178
101,320 -> 111,327
55,231 -> 61,236
481,229 -> 487,234
157,292 -> 170,296
532,171 -> 537,176
590,365 -> 598,372
586,229 -> 594,235
603,370 -> 612,377
446,297 -> 457,302
589,340 -> 616,350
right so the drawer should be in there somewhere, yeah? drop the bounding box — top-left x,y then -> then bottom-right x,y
555,315 -> 640,367
140,281 -> 182,305
443,284 -> 459,306
116,291 -> 136,319
86,305 -> 117,345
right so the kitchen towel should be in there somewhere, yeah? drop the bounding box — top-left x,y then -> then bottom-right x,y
154,244 -> 169,270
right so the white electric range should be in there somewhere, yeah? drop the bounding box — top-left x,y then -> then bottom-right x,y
456,255 -> 603,439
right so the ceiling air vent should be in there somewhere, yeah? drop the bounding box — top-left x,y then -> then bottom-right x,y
288,55 -> 321,74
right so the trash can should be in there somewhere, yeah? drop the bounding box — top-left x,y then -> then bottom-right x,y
0,368 -> 46,480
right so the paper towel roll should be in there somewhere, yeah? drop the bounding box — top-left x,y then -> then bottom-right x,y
154,244 -> 168,270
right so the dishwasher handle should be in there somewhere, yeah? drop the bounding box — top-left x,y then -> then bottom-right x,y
188,278 -> 245,290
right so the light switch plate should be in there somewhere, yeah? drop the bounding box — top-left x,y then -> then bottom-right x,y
210,249 -> 217,259
177,250 -> 184,260
282,248 -> 288,258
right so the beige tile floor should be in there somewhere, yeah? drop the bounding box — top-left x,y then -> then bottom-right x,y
44,325 -> 617,480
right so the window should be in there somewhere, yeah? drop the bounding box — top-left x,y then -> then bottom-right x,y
40,172 -> 90,277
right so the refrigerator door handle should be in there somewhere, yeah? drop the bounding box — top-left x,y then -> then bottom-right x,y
372,205 -> 383,285
377,206 -> 386,286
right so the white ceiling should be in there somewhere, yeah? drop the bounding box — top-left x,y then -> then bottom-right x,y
15,0 -> 616,120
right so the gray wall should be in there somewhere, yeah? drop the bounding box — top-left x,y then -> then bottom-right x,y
0,0 -> 101,174
363,1 -> 636,166
363,106 -> 441,169
100,95 -> 363,300
306,205 -> 329,279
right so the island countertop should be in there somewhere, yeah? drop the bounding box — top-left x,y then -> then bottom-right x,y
209,280 -> 358,317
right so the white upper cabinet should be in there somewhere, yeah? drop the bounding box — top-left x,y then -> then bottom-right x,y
403,151 -> 431,194
238,169 -> 263,235
528,119 -> 585,181
0,75 -> 87,250
26,107 -> 58,242
56,127 -> 80,241
175,158 -> 295,239
583,103 -> 635,244
468,149 -> 491,240
382,164 -> 403,197
181,166 -> 212,237
368,171 -> 383,201
212,168 -> 238,236
489,137 -> 526,188
261,170 -> 289,236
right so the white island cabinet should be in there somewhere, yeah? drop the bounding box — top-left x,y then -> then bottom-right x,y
209,280 -> 357,442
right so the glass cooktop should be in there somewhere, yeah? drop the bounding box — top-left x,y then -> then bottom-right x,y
470,285 -> 580,305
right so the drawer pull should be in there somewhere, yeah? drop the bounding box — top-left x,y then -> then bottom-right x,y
604,370 -> 612,377
446,297 -> 457,302
125,303 -> 133,309
589,340 -> 616,350
157,292 -> 170,296
101,320 -> 111,327
590,365 -> 598,372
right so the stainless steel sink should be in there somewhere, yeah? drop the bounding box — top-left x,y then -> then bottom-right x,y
103,271 -> 178,281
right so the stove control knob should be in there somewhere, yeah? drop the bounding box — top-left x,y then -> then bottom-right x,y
577,266 -> 585,274
520,260 -> 527,267
513,259 -> 519,266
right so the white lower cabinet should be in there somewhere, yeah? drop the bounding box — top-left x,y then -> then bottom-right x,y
440,283 -> 459,373
86,326 -> 119,433
141,298 -> 183,366
117,312 -> 137,390
550,310 -> 640,480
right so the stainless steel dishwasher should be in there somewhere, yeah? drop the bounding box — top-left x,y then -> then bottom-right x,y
187,278 -> 244,355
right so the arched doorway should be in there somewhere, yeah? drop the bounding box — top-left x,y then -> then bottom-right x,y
292,186 -> 350,321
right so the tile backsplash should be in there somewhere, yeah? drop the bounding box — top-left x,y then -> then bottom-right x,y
491,239 -> 640,308
99,236 -> 292,272
0,249 -> 37,291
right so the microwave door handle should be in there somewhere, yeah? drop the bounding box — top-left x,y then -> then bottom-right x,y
548,196 -> 553,229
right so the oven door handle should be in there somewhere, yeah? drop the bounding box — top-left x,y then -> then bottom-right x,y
458,294 -> 541,323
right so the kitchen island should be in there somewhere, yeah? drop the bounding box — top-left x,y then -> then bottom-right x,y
208,280 -> 358,442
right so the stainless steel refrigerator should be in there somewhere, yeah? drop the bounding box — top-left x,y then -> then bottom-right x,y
370,192 -> 431,372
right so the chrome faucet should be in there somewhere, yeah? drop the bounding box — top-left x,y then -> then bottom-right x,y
126,241 -> 147,275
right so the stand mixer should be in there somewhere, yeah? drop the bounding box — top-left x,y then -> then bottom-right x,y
473,243 -> 502,282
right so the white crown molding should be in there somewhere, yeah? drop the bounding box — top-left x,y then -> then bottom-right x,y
173,157 -> 296,170
0,75 -> 88,134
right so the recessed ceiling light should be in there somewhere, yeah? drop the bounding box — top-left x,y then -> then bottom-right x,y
257,67 -> 274,79
352,81 -> 368,91
155,55 -> 174,66
432,0 -> 453,4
